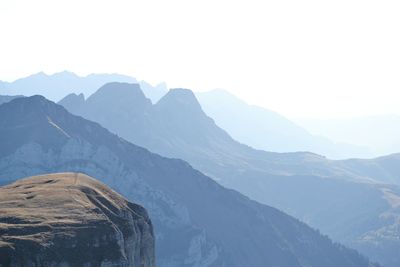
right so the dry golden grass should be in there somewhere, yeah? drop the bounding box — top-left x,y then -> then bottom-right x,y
0,172 -> 131,246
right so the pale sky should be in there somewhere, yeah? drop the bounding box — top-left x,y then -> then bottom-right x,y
0,0 -> 399,119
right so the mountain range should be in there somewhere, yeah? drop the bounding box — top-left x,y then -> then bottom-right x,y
196,89 -> 371,159
0,71 -> 166,103
0,95 -> 376,267
59,82 -> 400,267
0,71 -> 375,159
2,72 -> 400,266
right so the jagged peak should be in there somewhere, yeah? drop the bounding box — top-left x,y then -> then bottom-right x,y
58,93 -> 85,105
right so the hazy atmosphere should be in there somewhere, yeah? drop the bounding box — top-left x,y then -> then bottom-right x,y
1,0 -> 400,118
1,1 -> 400,267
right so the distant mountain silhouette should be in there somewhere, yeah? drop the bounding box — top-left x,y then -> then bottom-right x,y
0,71 -> 167,103
58,92 -> 85,113
60,82 -> 400,267
196,89 -> 371,159
1,71 -> 374,158
0,95 -> 377,267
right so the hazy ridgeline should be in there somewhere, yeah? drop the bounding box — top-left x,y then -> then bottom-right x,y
1,72 -> 399,266
1,71 -> 390,159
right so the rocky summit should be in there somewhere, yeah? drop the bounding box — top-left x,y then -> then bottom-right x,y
0,172 -> 155,267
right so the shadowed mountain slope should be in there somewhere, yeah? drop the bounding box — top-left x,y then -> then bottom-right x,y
59,82 -> 400,267
0,96 -> 377,267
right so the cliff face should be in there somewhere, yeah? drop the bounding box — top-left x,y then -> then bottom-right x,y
0,173 -> 155,267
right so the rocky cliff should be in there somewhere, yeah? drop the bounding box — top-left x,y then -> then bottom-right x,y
0,172 -> 155,267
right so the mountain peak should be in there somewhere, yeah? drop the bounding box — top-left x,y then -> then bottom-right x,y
52,70 -> 79,78
85,82 -> 152,117
32,71 -> 47,77
0,95 -> 74,129
58,93 -> 85,113
2,95 -> 56,113
156,88 -> 204,113
88,82 -> 148,102
0,96 -> 77,158
164,88 -> 197,99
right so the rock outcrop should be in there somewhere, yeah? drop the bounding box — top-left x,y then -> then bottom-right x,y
0,172 -> 155,267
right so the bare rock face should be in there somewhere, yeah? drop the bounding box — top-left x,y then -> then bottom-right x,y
0,172 -> 155,267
